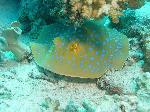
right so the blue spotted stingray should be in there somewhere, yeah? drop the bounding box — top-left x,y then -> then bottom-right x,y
30,20 -> 129,78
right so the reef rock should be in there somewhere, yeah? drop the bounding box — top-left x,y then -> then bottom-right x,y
0,21 -> 30,61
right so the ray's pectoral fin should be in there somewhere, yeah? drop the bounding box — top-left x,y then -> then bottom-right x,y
53,37 -> 63,48
30,42 -> 49,66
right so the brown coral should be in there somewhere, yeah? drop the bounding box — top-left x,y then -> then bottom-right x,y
64,0 -> 144,24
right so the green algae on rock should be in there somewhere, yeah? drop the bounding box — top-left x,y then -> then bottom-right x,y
30,21 -> 129,78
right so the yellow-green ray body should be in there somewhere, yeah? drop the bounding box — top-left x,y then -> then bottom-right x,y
30,21 -> 129,78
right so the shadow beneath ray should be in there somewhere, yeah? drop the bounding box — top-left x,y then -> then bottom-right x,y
33,64 -> 97,84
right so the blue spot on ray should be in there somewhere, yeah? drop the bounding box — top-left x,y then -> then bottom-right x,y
80,60 -> 84,67
56,55 -> 59,59
89,47 -> 93,51
80,63 -> 83,67
103,42 -> 106,45
51,55 -> 54,59
101,53 -> 105,58
96,51 -> 99,55
95,34 -> 99,38
90,33 -> 94,37
79,34 -> 84,38
102,49 -> 106,53
88,64 -> 92,68
90,57 -> 94,61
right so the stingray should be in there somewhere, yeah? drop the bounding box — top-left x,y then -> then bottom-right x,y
30,21 -> 129,78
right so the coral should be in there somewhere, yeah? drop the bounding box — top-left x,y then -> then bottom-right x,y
134,3 -> 150,71
0,36 -> 7,61
82,100 -> 96,112
65,0 -> 145,24
0,61 -> 149,112
19,0 -> 64,33
137,89 -> 150,112
19,0 -> 145,33
143,36 -> 150,69
110,3 -> 150,71
96,95 -> 120,112
113,95 -> 138,112
97,62 -> 143,94
64,101 -> 81,112
136,72 -> 150,112
64,100 -> 97,112
0,85 -> 12,99
30,20 -> 129,78
40,97 -> 63,112
0,21 -> 30,61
